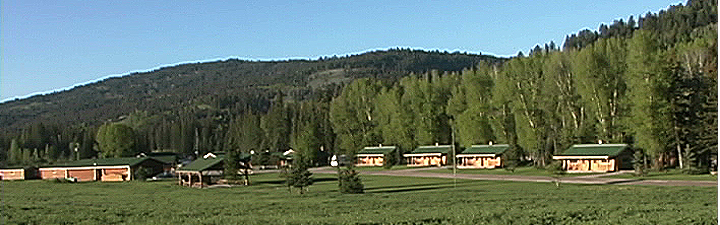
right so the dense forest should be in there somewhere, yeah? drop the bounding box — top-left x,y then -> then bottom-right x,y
1,0 -> 716,173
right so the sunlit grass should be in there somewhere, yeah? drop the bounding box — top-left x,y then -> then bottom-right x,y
1,172 -> 715,224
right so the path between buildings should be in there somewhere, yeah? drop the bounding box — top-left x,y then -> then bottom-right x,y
308,167 -> 717,187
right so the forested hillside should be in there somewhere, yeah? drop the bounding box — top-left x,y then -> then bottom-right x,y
1,0 -> 716,174
0,49 -> 503,165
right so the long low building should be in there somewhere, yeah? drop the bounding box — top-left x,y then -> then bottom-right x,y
39,157 -> 167,182
552,144 -> 633,173
456,144 -> 509,169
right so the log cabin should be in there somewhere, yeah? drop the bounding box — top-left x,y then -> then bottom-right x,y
552,144 -> 633,173
404,144 -> 451,167
456,144 -> 509,169
356,146 -> 396,166
38,157 -> 167,182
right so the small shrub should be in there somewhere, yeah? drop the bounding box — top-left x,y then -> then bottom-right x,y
338,166 -> 364,194
282,158 -> 313,194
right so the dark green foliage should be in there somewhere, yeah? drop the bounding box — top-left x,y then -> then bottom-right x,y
96,123 -> 138,158
224,150 -> 244,181
633,148 -> 648,176
382,150 -> 397,169
338,166 -> 364,194
133,166 -> 152,181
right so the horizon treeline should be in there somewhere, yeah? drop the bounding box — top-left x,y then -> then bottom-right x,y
1,0 -> 716,173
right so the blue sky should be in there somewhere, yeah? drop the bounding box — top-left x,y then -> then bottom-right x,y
1,0 -> 682,102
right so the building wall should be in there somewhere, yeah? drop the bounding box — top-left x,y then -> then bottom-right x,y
68,169 -> 95,182
406,155 -> 446,166
458,156 -> 502,169
563,159 -> 617,172
0,169 -> 25,180
356,156 -> 384,166
40,169 -> 67,179
102,168 -> 129,181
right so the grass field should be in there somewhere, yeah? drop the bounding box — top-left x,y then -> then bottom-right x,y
422,166 -> 599,177
603,169 -> 718,181
1,173 -> 716,224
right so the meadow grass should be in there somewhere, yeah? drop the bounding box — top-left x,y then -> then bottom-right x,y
1,173 -> 716,224
603,169 -> 717,181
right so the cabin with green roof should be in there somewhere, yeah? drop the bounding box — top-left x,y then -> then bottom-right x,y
552,144 -> 633,173
38,157 -> 167,182
356,145 -> 397,166
456,144 -> 509,169
404,144 -> 452,167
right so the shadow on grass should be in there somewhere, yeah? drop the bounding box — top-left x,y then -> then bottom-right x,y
366,180 -> 478,194
314,177 -> 338,182
605,179 -> 643,185
253,177 -> 337,185
253,179 -> 286,185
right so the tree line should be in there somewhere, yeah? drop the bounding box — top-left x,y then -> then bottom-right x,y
0,0 -> 715,174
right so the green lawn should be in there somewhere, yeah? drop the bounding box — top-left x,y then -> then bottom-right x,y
423,166 -> 599,177
1,173 -> 716,224
603,169 -> 718,181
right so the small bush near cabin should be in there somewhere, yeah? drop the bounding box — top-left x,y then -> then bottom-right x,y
338,166 -> 364,194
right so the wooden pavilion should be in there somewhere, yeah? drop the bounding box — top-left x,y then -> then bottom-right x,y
176,153 -> 226,188
552,144 -> 633,173
404,144 -> 451,167
176,152 -> 251,188
356,145 -> 397,166
456,144 -> 509,169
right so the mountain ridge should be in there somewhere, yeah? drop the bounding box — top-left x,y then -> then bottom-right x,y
0,48 -> 505,133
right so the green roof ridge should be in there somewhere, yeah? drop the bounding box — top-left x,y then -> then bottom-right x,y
460,144 -> 510,154
557,144 -> 629,157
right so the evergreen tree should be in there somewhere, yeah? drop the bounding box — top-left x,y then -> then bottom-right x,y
286,156 -> 313,194
263,94 -> 292,152
338,165 -> 364,193
9,139 -> 22,165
